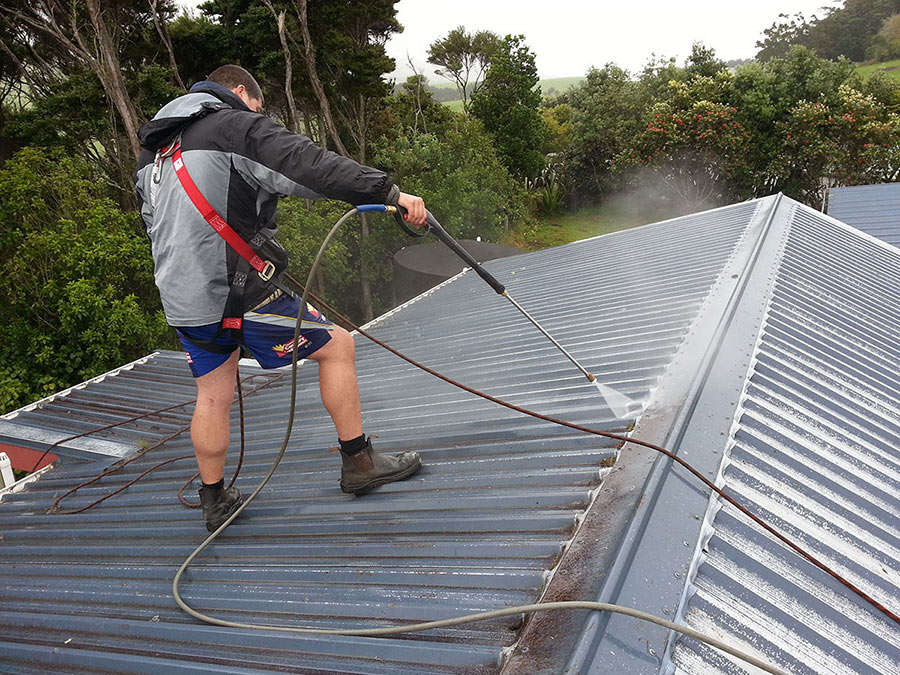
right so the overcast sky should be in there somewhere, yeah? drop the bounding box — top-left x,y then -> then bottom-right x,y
386,1 -> 838,81
179,1 -> 838,81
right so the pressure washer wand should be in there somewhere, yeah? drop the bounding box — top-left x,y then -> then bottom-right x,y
392,207 -> 639,418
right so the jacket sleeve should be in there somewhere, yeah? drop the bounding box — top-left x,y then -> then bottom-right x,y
229,113 -> 399,205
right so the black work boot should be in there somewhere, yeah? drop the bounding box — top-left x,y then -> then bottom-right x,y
339,437 -> 422,494
198,483 -> 243,532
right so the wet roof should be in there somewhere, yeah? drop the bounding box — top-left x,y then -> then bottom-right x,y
1,195 -> 898,674
827,182 -> 900,249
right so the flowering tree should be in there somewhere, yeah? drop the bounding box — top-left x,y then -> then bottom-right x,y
773,85 -> 900,205
617,96 -> 751,208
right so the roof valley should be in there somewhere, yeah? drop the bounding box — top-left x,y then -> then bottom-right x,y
502,195 -> 790,674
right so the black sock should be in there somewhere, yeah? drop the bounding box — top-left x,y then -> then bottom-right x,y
202,478 -> 225,491
339,434 -> 368,456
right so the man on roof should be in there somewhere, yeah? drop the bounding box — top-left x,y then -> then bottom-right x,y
135,65 -> 425,532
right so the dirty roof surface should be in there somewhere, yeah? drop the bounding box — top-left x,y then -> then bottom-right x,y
827,182 -> 900,249
4,196 -> 895,675
552,198 -> 900,675
0,199 -> 751,673
665,202 -> 900,675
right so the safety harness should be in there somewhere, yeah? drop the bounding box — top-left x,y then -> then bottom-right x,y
153,137 -> 295,354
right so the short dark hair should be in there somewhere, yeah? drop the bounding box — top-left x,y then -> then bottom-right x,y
207,65 -> 264,104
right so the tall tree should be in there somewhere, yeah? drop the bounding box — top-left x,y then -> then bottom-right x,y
291,0 -> 348,153
0,0 -> 185,202
563,63 -> 648,201
470,34 -> 546,180
756,12 -> 815,61
427,26 -> 500,112
0,0 -> 175,160
198,0 -> 401,322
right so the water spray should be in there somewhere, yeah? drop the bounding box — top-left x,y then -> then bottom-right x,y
392,206 -> 641,418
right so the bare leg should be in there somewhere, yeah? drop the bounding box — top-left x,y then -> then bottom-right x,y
307,327 -> 375,471
191,350 -> 239,483
307,327 -> 363,441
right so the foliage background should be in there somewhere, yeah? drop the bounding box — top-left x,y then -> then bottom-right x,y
1,0 -> 899,414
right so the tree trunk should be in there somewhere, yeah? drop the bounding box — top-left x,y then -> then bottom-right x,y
314,265 -> 326,299
149,0 -> 185,90
355,105 -> 375,322
262,1 -> 301,133
85,0 -> 142,160
316,112 -> 326,146
292,0 -> 349,157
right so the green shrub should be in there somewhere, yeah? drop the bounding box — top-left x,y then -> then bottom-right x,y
374,116 -> 524,242
0,148 -> 170,413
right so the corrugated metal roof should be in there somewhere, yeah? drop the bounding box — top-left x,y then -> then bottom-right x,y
530,196 -> 899,675
827,182 -> 900,249
0,199 -> 756,673
6,195 -> 893,674
667,203 -> 900,674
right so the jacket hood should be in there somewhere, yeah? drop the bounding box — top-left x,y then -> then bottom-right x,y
138,82 -> 250,151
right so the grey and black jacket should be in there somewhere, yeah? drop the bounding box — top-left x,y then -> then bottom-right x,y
135,82 -> 399,326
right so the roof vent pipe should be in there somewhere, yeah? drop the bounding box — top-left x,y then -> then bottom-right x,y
0,453 -> 13,489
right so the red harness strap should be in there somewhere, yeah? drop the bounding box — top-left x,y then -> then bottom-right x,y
167,143 -> 275,283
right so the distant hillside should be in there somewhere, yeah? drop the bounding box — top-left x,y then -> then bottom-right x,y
538,77 -> 584,96
409,76 -> 585,104
857,58 -> 900,81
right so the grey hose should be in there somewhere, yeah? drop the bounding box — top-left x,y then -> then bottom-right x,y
172,207 -> 357,604
172,207 -> 789,675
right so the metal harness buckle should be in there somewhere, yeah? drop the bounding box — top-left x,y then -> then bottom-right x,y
259,260 -> 276,281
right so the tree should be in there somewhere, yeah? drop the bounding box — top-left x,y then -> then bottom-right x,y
375,114 -> 523,242
772,85 -> 900,204
756,12 -> 815,61
0,1 -> 181,161
866,13 -> 900,60
312,0 -> 401,322
685,42 -> 727,78
563,64 -> 647,202
167,11 -> 236,86
616,85 -> 752,208
470,34 -> 546,180
427,26 -> 500,112
727,47 -> 858,196
0,0 -> 186,202
379,74 -> 456,135
0,148 -> 170,413
756,1 -> 900,63
365,85 -> 523,314
805,0 -> 900,62
540,103 -> 575,156
610,46 -> 900,208
198,0 -> 402,322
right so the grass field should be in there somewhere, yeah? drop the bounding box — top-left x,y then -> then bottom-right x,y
538,76 -> 584,95
434,75 -> 584,108
501,198 -> 691,252
857,58 -> 900,80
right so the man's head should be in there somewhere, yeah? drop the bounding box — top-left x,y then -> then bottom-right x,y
206,65 -> 264,113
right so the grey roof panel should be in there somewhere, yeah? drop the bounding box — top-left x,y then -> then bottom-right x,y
667,204 -> 900,674
0,200 -> 756,672
827,182 -> 900,248
4,196 -> 896,674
